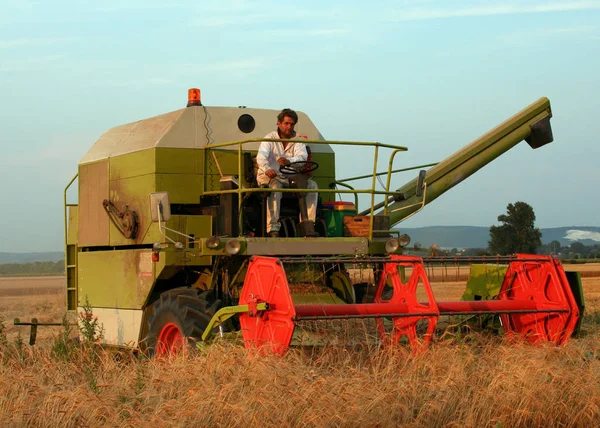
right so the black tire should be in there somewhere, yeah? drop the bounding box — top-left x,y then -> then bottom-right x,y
143,288 -> 221,357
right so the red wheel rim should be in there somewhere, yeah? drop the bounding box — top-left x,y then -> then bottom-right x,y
157,322 -> 184,356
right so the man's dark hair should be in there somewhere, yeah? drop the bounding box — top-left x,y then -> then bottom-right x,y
277,108 -> 298,124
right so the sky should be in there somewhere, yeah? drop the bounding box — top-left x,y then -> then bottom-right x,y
1,0 -> 599,252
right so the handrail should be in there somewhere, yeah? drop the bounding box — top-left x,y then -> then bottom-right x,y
205,138 -> 408,151
383,149 -> 407,216
63,173 -> 78,311
330,181 -> 359,210
202,188 -> 400,195
368,145 -> 379,239
63,173 -> 78,254
337,163 -> 437,184
202,137 -> 411,237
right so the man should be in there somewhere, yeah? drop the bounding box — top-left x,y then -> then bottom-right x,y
256,108 -> 318,237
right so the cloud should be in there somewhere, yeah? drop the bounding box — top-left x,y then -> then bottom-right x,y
384,1 -> 600,22
306,28 -> 351,36
145,78 -> 175,85
546,25 -> 598,34
190,4 -> 340,29
0,38 -> 68,49
255,27 -> 353,40
0,54 -> 65,72
99,57 -> 270,86
103,77 -> 176,87
193,13 -> 276,28
202,0 -> 253,13
199,57 -> 271,75
564,229 -> 600,242
499,24 -> 599,45
93,3 -> 184,13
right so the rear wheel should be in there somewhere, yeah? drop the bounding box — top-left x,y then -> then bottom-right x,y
144,288 -> 221,357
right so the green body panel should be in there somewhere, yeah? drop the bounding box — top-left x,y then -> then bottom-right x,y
183,215 -> 212,239
457,264 -> 508,331
142,215 -> 185,245
155,148 -> 203,174
109,149 -> 155,180
206,149 -> 242,175
158,251 -> 208,270
461,264 -> 508,301
142,215 -> 211,255
78,250 -> 155,309
179,215 -> 212,266
94,147 -> 216,245
156,173 -> 204,203
108,174 -> 155,246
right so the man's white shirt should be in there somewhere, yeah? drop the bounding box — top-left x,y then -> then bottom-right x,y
256,131 -> 308,180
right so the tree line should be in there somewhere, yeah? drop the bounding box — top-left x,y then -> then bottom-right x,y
0,260 -> 65,276
488,201 -> 599,259
412,201 -> 599,259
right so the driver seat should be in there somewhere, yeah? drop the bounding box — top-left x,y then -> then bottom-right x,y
248,148 -> 319,237
245,152 -> 301,236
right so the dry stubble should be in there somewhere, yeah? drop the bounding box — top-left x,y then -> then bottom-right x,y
0,273 -> 598,427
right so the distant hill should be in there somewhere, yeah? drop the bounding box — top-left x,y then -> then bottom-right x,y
0,252 -> 64,264
395,226 -> 600,249
540,227 -> 600,246
394,226 -> 488,249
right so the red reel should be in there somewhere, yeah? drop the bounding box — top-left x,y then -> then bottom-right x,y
374,255 -> 440,352
238,256 -> 296,355
499,254 -> 580,344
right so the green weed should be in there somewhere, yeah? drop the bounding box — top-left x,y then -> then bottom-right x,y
0,316 -> 7,348
51,313 -> 77,363
79,296 -> 104,343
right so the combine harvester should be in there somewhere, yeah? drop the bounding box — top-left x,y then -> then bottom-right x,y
50,89 -> 581,355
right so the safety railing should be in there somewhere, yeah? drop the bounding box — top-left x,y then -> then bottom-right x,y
64,174 -> 78,311
201,138 -> 424,239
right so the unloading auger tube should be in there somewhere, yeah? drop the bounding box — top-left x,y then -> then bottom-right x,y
371,97 -> 554,225
202,254 -> 580,355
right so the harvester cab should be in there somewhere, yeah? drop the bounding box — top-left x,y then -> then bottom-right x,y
53,89 -> 582,356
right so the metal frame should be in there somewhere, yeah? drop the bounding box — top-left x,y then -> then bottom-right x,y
64,174 -> 78,312
201,138 -> 415,240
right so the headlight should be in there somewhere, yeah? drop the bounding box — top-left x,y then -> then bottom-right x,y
225,239 -> 241,255
385,238 -> 400,254
398,234 -> 411,247
206,236 -> 220,249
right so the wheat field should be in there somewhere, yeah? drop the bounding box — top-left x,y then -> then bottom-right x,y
1,268 -> 599,427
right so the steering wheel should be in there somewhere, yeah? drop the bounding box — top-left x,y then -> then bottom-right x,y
279,160 -> 319,175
